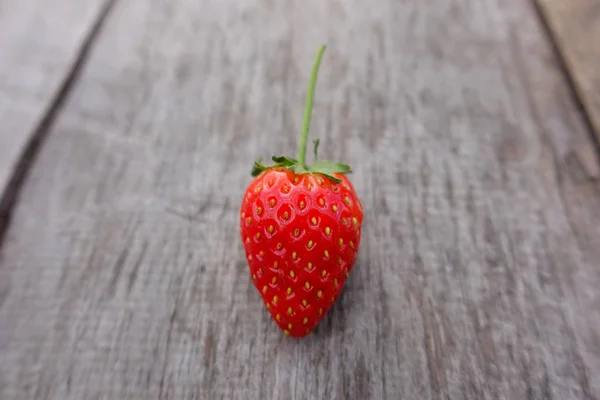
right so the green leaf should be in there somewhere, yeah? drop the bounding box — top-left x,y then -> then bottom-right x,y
293,164 -> 309,174
251,159 -> 269,176
309,160 -> 351,174
308,160 -> 350,183
318,173 -> 342,184
271,155 -> 297,167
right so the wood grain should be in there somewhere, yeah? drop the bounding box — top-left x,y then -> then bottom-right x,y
535,0 -> 600,149
0,0 -> 111,236
1,0 -> 600,399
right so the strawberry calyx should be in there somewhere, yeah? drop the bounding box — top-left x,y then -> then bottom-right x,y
251,155 -> 351,184
251,45 -> 351,184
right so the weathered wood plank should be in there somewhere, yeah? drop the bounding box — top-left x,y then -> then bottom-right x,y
535,0 -> 600,150
1,0 -> 599,399
0,0 -> 109,227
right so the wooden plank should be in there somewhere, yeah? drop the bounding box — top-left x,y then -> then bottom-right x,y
1,0 -> 600,399
535,0 -> 600,149
0,0 -> 110,223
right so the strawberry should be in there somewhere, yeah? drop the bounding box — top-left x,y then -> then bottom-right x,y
239,45 -> 363,337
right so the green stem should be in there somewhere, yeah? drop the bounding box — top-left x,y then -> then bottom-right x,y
297,45 -> 326,167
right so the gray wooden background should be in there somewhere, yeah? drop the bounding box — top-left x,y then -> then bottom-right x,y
1,0 -> 600,399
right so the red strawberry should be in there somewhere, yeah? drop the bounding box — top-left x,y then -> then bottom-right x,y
239,45 -> 363,337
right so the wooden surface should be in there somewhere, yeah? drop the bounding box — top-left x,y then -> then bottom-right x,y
0,0 -> 111,227
535,0 -> 600,146
1,0 -> 600,399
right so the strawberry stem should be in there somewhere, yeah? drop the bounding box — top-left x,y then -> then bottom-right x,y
252,45 -> 350,184
297,45 -> 326,168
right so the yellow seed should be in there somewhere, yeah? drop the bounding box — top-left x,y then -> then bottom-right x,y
332,204 -> 338,212
349,241 -> 355,249
268,178 -> 275,187
339,238 -> 343,246
252,274 -> 256,280
273,296 -> 279,305
276,243 -> 282,250
311,217 -> 317,225
268,225 -> 274,233
277,314 -> 281,321
255,233 -> 261,240
259,268 -> 264,276
247,217 -> 252,224
266,303 -> 270,309
273,261 -> 279,269
288,307 -> 293,315
338,257 -> 342,265
352,217 -> 358,225
248,255 -> 253,261
269,199 -> 275,207
344,196 -> 351,206
325,227 -> 331,235
257,207 -> 262,215
319,198 -> 325,206
294,176 -> 299,183
307,262 -> 313,270
287,287 -> 292,295
255,185 -> 262,193
317,178 -> 323,185
283,211 -> 289,220
322,270 -> 327,278
334,279 -> 338,286
294,229 -> 300,237
262,286 -> 268,294
300,201 -> 305,209
288,323 -> 293,329
324,250 -> 329,258
290,270 -> 295,278
283,186 -> 289,193
319,308 -> 323,315
331,297 -> 335,303
260,251 -> 264,257
345,268 -> 349,277
307,183 -> 313,190
305,281 -> 311,289
303,317 -> 308,325
307,240 -> 313,249
302,299 -> 307,307
292,252 -> 297,260
284,330 -> 290,336
317,290 -> 323,298
306,328 -> 310,334
242,212 -> 246,218
245,237 -> 250,244
272,276 -> 277,284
